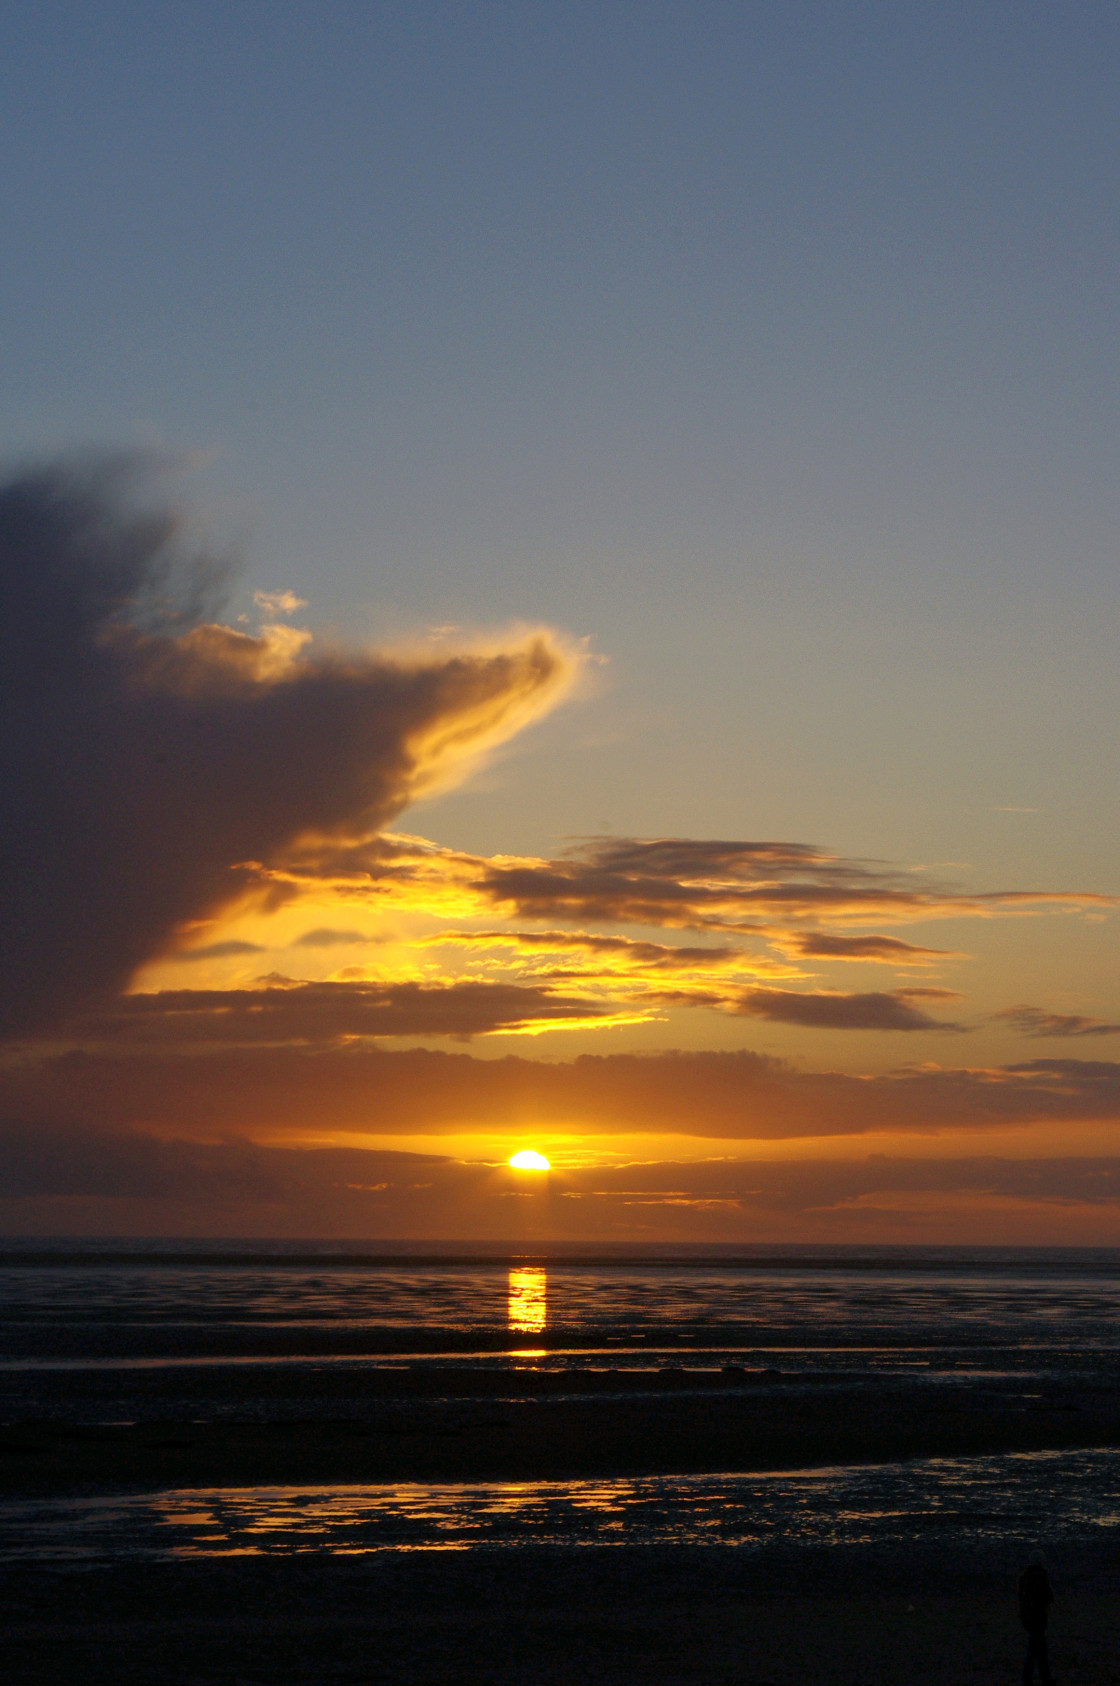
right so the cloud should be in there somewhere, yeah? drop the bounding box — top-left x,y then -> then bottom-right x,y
39,966 -> 969,1056
1,1122 -> 1119,1240
996,1005 -> 1120,1039
731,987 -> 967,1032
252,589 -> 307,616
562,1155 -> 1120,1213
6,1043 -> 1120,1142
291,927 -> 373,948
77,978 -> 636,1043
426,928 -> 801,986
475,835 -> 1110,931
793,934 -> 957,964
429,929 -> 748,969
177,940 -> 267,961
228,831 -> 1109,1036
0,461 -> 573,1038
263,831 -> 1109,953
1,454 -> 1112,1117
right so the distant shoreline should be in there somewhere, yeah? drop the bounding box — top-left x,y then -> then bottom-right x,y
4,1245 -> 1120,1271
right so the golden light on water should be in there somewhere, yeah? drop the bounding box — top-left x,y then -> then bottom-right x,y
508,1150 -> 550,1170
508,1267 -> 547,1333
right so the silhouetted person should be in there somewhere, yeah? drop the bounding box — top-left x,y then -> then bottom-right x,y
1019,1550 -> 1055,1685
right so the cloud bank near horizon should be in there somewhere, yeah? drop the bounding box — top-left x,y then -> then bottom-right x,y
2,1121 -> 1119,1243
6,1041 -> 1120,1142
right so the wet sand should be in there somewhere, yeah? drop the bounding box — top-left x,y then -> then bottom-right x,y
6,1365 -> 1120,1682
2,1363 -> 1119,1494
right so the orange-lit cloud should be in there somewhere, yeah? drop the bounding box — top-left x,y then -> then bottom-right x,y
425,928 -> 767,973
208,829 -> 1109,1042
243,830 -> 1113,934
291,927 -> 375,948
252,588 -> 307,617
243,831 -> 1112,967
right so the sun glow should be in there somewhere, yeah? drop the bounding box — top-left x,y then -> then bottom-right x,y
508,1150 -> 550,1170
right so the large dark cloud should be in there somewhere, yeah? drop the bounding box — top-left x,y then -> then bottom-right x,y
0,462 -> 568,1038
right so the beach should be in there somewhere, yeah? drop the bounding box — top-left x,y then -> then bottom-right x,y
8,1380 -> 1120,1683
5,1254 -> 1120,1683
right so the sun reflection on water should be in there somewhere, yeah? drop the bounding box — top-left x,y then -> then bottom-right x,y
508,1267 -> 547,1334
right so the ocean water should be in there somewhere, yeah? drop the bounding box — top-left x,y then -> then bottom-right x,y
3,1246 -> 1120,1565
6,1250 -> 1120,1358
4,1250 -> 1120,1408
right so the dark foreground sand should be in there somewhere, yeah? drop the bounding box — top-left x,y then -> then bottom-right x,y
6,1369 -> 1120,1682
2,1363 -> 1119,1493
6,1544 -> 1120,1686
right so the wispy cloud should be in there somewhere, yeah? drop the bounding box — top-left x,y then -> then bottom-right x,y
252,588 -> 307,616
262,831 -> 1109,937
791,934 -> 959,965
425,928 -> 803,988
290,928 -> 373,949
996,1005 -> 1120,1038
83,978 -> 642,1044
731,987 -> 967,1032
428,929 -> 751,969
224,831 -> 1110,1039
176,940 -> 266,961
475,835 -> 1108,929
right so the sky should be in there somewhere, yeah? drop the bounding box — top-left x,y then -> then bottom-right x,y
1,1 -> 1118,1242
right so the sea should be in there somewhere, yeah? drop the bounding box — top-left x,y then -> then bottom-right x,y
3,1242 -> 1120,1568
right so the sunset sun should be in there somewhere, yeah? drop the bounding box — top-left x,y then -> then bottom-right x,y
508,1150 -> 551,1171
